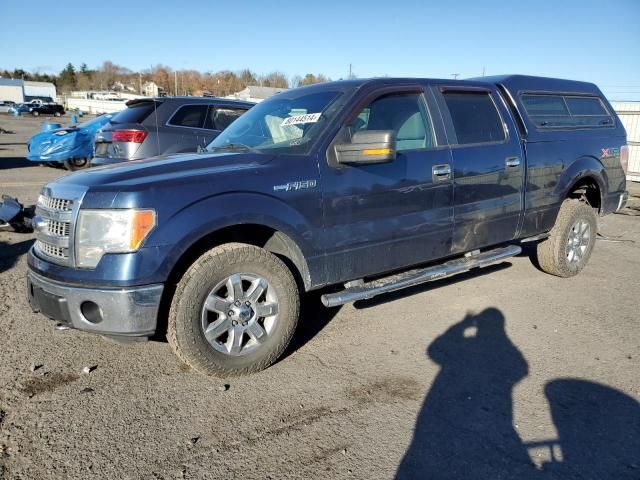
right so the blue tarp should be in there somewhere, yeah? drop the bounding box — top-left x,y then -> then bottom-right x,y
27,113 -> 116,163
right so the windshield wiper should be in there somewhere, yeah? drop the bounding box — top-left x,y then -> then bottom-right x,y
210,143 -> 258,153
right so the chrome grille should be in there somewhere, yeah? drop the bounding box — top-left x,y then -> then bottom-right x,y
46,219 -> 70,237
34,193 -> 76,266
35,240 -> 67,259
39,196 -> 73,211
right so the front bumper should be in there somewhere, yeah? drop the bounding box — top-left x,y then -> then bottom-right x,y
27,270 -> 163,337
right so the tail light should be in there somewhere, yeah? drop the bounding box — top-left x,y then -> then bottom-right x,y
112,129 -> 147,143
620,145 -> 629,175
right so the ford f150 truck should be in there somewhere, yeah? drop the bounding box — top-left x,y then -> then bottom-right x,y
27,75 -> 629,376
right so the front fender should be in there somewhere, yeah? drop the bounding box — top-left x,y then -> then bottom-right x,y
148,191 -> 319,285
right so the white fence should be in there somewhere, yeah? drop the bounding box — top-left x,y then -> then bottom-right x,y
64,97 -> 128,114
612,101 -> 640,182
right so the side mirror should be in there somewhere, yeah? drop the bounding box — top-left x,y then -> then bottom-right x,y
335,130 -> 396,165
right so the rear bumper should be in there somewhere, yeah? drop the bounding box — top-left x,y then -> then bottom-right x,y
27,270 -> 163,337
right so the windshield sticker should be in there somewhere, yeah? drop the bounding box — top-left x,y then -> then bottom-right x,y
281,113 -> 321,126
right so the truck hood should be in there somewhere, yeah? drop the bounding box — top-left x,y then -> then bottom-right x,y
54,152 -> 272,190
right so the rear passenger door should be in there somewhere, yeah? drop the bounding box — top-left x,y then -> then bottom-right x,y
201,106 -> 247,146
165,104 -> 209,153
435,87 -> 524,253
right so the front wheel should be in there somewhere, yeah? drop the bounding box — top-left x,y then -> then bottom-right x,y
54,111 -> 61,117
32,111 -> 39,117
536,199 -> 597,277
167,243 -> 300,376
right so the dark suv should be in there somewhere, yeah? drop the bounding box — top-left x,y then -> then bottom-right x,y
30,103 -> 65,117
92,97 -> 254,165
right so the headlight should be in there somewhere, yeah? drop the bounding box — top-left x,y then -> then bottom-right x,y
76,209 -> 156,268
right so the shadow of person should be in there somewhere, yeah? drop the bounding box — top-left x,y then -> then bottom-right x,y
540,378 -> 640,479
396,308 -> 535,479
0,239 -> 34,274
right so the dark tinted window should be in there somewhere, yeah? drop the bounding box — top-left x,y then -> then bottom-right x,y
442,92 -> 505,144
521,95 -> 568,115
565,96 -> 608,116
352,93 -> 435,151
204,107 -> 246,130
521,94 -> 613,128
168,105 -> 208,128
111,101 -> 158,124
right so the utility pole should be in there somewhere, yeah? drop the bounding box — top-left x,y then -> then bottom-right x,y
138,73 -> 142,94
348,63 -> 352,79
482,66 -> 486,77
174,71 -> 178,96
451,73 -> 460,80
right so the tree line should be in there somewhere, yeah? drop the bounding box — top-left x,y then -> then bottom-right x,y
0,61 -> 333,97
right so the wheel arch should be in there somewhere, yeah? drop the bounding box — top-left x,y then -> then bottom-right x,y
557,156 -> 607,213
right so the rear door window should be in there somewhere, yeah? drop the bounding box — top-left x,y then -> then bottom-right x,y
442,91 -> 506,145
521,94 -> 613,128
204,107 -> 246,130
168,105 -> 208,128
111,101 -> 158,124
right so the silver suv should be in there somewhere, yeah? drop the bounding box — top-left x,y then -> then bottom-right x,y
92,97 -> 254,165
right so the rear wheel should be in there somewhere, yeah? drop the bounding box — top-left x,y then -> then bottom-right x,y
536,199 -> 597,277
63,157 -> 91,171
167,243 -> 300,376
54,111 -> 61,117
32,111 -> 39,117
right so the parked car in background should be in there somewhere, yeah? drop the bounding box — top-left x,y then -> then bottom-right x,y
27,113 -> 117,170
8,103 -> 32,115
0,101 -> 16,113
92,97 -> 254,165
29,103 -> 65,117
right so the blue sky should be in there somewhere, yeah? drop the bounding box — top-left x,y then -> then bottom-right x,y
1,0 -> 639,100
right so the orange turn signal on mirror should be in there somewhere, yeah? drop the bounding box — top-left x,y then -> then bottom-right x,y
130,210 -> 156,250
362,148 -> 392,156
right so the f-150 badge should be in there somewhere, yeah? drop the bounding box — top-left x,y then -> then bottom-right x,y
273,180 -> 317,192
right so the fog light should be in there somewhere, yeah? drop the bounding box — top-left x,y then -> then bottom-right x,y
80,301 -> 103,324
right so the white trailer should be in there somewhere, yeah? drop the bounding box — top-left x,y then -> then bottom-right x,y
612,102 -> 640,182
65,97 -> 128,114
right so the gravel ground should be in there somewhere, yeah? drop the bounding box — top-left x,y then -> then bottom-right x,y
0,114 -> 639,479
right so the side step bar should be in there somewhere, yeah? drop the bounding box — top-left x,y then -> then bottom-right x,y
321,245 -> 522,308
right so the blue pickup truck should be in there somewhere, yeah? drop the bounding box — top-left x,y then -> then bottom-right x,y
27,75 -> 629,376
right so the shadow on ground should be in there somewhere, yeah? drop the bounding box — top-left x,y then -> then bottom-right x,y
0,157 -> 32,170
396,308 -> 640,480
0,239 -> 34,274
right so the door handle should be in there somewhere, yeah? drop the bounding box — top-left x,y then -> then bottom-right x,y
432,164 -> 451,181
505,156 -> 521,167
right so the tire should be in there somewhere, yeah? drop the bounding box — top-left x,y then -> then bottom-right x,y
32,110 -> 39,117
536,199 -> 597,277
63,157 -> 91,171
167,243 -> 300,377
54,111 -> 61,117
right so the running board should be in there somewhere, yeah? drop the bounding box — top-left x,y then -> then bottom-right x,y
321,245 -> 522,307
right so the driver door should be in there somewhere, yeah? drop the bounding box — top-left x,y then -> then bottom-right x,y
319,87 -> 454,283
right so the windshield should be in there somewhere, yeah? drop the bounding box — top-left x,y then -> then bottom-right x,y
206,89 -> 349,155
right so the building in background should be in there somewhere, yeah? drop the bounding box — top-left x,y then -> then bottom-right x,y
0,78 -> 57,103
226,85 -> 286,103
141,81 -> 164,97
612,101 -> 640,182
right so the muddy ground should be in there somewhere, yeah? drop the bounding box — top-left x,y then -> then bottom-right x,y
0,113 -> 638,479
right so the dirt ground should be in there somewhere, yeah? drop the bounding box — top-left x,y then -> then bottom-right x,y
0,113 -> 639,479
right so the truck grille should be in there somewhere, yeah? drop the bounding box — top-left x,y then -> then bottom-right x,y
35,240 -> 67,259
39,196 -> 72,211
34,193 -> 76,266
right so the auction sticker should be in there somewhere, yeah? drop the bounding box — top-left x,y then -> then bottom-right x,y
281,113 -> 321,126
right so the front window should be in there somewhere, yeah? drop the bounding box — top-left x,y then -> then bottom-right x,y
207,89 -> 349,155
